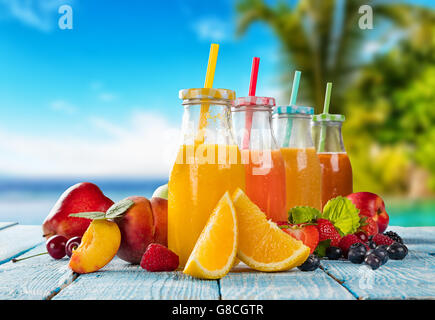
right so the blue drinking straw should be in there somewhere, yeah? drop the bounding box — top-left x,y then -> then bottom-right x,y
283,70 -> 301,148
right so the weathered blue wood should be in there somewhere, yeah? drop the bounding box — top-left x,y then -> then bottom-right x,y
54,258 -> 220,300
0,225 -> 44,265
220,263 -> 355,300
321,250 -> 435,299
0,222 -> 18,231
0,243 -> 76,299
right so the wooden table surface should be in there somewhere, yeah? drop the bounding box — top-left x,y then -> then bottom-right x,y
0,222 -> 434,300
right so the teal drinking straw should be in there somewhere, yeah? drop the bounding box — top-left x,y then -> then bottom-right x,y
318,82 -> 332,152
283,70 -> 301,148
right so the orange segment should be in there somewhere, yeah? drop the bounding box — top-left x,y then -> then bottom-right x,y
232,188 -> 310,272
183,192 -> 238,279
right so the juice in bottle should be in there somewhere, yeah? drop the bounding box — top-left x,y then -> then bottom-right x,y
168,88 -> 245,267
312,113 -> 353,208
232,96 -> 287,222
272,106 -> 322,211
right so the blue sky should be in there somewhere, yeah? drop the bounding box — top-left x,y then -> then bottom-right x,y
0,0 -> 433,178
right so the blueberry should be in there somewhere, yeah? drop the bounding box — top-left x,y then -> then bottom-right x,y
387,242 -> 408,260
377,244 -> 388,251
326,246 -> 342,260
364,253 -> 382,270
348,244 -> 367,264
367,241 -> 376,249
298,254 -> 320,271
372,247 -> 389,265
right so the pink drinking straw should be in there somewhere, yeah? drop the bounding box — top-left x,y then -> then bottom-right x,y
242,57 -> 260,149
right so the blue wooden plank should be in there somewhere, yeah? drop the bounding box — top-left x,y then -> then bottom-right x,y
0,222 -> 18,231
220,263 -> 355,300
321,250 -> 435,299
54,258 -> 220,300
0,243 -> 76,299
0,225 -> 44,265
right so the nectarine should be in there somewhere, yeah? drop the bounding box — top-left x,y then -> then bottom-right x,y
69,219 -> 121,274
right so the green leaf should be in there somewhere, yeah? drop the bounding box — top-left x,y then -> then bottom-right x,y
69,212 -> 106,220
322,196 -> 360,236
288,206 -> 322,224
105,199 -> 135,219
314,239 -> 331,258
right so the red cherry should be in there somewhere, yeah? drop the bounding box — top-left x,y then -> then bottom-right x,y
65,236 -> 82,257
46,235 -> 67,259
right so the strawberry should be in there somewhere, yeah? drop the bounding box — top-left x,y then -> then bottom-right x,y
281,224 -> 319,254
316,219 -> 341,247
359,216 -> 379,236
140,243 -> 179,272
339,234 -> 364,256
372,233 -> 395,246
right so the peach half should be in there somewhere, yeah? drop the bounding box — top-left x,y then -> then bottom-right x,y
69,219 -> 121,274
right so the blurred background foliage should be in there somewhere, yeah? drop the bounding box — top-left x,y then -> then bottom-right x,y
236,0 -> 435,197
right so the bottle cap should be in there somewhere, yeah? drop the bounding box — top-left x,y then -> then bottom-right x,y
234,96 -> 276,107
179,88 -> 235,101
312,113 -> 345,122
273,105 -> 314,115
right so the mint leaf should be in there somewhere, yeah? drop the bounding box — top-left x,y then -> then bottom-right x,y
288,206 -> 321,224
105,199 -> 135,219
69,212 -> 106,220
314,239 -> 331,257
322,196 -> 360,236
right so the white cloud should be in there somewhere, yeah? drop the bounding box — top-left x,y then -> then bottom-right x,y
0,0 -> 71,32
0,111 -> 181,178
192,17 -> 233,42
98,92 -> 117,102
50,99 -> 77,114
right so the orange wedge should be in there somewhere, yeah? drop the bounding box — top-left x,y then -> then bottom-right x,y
232,188 -> 310,272
183,192 -> 238,279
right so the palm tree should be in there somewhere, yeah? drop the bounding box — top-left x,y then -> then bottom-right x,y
236,0 -> 433,113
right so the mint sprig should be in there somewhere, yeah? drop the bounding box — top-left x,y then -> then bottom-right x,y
322,196 -> 360,236
69,199 -> 135,220
288,206 -> 321,224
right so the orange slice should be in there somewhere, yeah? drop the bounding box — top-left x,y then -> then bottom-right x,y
183,192 -> 238,279
232,188 -> 310,272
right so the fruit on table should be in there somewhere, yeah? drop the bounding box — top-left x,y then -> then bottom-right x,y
347,192 -> 389,233
280,224 -> 319,254
231,189 -> 310,272
46,235 -> 67,259
338,234 -> 365,257
65,236 -> 82,258
316,218 -> 341,247
42,182 -> 114,239
370,246 -> 389,265
115,196 -> 155,264
387,242 -> 408,260
372,233 -> 395,246
364,253 -> 382,270
150,196 -> 168,247
69,219 -> 121,274
140,243 -> 179,272
183,192 -> 238,279
152,184 -> 168,200
297,254 -> 320,272
384,231 -> 403,244
359,216 -> 379,237
325,246 -> 342,260
347,243 -> 367,264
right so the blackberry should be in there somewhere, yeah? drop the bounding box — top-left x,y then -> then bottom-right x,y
384,231 -> 403,244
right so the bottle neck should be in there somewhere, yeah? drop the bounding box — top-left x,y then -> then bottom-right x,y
312,121 -> 346,153
272,114 -> 315,149
180,102 -> 236,146
232,106 -> 279,150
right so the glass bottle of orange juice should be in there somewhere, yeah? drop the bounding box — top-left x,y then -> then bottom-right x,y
232,96 -> 287,222
312,114 -> 353,208
272,106 -> 322,211
168,88 -> 245,267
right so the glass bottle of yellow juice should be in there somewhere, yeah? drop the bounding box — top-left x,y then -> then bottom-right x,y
168,88 -> 245,267
272,106 -> 322,211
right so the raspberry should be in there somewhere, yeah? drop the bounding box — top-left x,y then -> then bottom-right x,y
372,233 -> 395,246
339,234 -> 363,256
140,243 -> 179,272
316,219 -> 341,247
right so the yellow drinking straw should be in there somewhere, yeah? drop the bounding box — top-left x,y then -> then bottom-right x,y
195,43 -> 219,145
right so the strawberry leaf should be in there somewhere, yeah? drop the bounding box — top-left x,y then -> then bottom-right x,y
322,196 -> 360,236
105,199 -> 135,219
314,239 -> 331,257
288,206 -> 321,224
69,212 -> 106,220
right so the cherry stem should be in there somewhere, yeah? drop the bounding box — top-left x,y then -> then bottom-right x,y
11,252 -> 48,263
